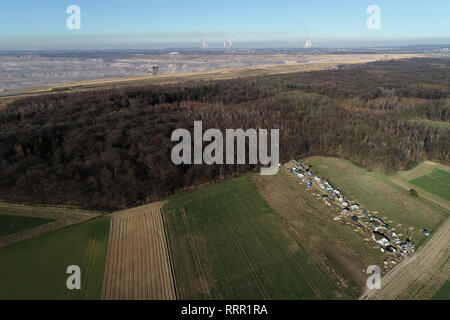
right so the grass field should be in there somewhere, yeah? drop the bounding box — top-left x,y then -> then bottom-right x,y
0,214 -> 53,237
432,281 -> 450,300
0,217 -> 109,300
303,157 -> 447,247
164,175 -> 345,300
410,169 -> 450,202
253,170 -> 387,297
0,202 -> 101,249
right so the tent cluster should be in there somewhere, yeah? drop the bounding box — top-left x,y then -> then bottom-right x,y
290,160 -> 356,210
288,160 -> 416,257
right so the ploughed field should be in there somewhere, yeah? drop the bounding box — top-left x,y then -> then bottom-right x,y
101,202 -> 176,300
362,217 -> 450,300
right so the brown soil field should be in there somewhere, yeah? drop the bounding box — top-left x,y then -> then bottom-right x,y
0,202 -> 100,248
361,217 -> 450,300
101,201 -> 176,300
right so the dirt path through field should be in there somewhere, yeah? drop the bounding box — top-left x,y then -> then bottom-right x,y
387,162 -> 450,212
361,217 -> 450,300
101,201 -> 176,300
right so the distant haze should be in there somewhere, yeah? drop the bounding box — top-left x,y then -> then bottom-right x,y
0,0 -> 449,50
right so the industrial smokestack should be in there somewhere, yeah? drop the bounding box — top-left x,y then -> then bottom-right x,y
304,39 -> 312,49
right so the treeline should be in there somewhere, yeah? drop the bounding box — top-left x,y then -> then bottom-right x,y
0,58 -> 448,210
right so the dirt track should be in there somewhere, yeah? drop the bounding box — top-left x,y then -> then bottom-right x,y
101,202 -> 176,300
361,217 -> 450,300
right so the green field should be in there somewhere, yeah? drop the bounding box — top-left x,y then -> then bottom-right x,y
164,176 -> 345,300
410,169 -> 450,202
0,217 -> 109,300
303,157 -> 446,246
0,214 -> 54,237
432,281 -> 450,300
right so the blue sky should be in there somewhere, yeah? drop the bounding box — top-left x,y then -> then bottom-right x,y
0,0 -> 449,49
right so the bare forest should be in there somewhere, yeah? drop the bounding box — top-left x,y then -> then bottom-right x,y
0,58 -> 448,210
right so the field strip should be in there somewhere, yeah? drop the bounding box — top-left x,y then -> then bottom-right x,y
0,202 -> 100,248
101,202 -> 176,300
214,196 -> 270,299
179,206 -> 211,299
251,177 -> 329,298
238,194 -> 325,299
361,217 -> 450,300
